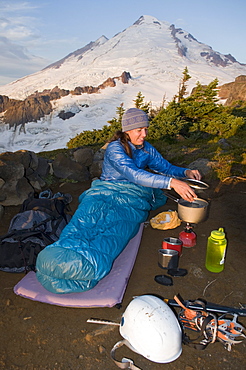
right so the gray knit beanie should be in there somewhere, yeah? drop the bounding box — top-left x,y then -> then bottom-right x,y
121,108 -> 149,132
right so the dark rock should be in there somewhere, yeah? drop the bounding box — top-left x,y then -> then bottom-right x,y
120,71 -> 131,83
53,153 -> 90,182
0,150 -> 38,170
0,95 -> 19,113
36,157 -> 50,178
88,148 -> 106,178
58,111 -> 76,120
0,160 -> 24,181
0,190 -> 6,202
3,95 -> 53,128
73,148 -> 94,167
1,72 -> 131,127
26,172 -> 46,190
93,148 -> 106,161
0,148 -> 104,206
0,146 -> 103,206
200,51 -> 228,67
0,205 -> 4,220
0,152 -> 49,205
71,86 -> 99,95
188,158 -> 217,177
218,138 -> 230,149
0,178 -> 5,189
170,25 -> 189,57
29,86 -> 70,100
30,152 -> 40,170
98,77 -> 116,89
1,177 -> 33,206
218,75 -> 246,105
89,160 -> 103,179
25,167 -> 35,176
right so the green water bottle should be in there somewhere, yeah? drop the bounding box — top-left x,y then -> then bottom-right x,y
205,228 -> 227,273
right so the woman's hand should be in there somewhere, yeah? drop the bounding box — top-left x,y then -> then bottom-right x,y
170,178 -> 197,202
185,169 -> 201,180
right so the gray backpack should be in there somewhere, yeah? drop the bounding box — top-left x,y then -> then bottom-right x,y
0,191 -> 72,272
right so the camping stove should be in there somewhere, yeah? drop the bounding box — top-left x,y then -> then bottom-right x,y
179,223 -> 197,248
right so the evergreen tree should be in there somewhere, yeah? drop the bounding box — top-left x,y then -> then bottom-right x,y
148,77 -> 245,140
175,67 -> 191,103
67,76 -> 245,149
107,103 -> 125,128
133,92 -> 151,113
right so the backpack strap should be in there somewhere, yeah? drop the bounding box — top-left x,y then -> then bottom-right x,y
16,229 -> 54,272
21,192 -> 70,220
110,340 -> 142,370
0,215 -> 55,242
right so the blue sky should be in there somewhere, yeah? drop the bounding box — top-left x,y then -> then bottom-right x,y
0,0 -> 245,86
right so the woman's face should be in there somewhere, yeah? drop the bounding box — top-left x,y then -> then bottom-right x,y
126,127 -> 148,146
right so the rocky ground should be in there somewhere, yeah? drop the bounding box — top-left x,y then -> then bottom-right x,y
0,178 -> 246,370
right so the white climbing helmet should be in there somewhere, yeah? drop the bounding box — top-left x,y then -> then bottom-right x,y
119,295 -> 182,363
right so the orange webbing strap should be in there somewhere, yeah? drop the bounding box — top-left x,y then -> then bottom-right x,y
110,340 -> 142,370
174,295 -> 199,320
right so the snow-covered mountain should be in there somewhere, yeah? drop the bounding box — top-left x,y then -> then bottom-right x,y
0,15 -> 246,153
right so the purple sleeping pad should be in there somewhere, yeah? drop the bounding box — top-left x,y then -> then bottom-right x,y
14,224 -> 144,308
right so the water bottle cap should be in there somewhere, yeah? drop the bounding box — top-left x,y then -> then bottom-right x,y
211,228 -> 225,240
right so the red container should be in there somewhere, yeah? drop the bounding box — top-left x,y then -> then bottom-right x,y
162,237 -> 183,256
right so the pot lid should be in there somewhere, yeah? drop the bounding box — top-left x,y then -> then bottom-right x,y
184,179 -> 209,190
154,275 -> 173,286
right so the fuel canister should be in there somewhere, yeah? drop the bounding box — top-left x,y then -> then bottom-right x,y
179,224 -> 197,248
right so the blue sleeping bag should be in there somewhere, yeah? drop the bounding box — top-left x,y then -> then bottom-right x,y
36,179 -> 167,294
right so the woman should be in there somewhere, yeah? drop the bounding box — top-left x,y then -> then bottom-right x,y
101,107 -> 201,202
36,108 -> 201,294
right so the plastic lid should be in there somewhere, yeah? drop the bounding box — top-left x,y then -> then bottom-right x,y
211,228 -> 225,240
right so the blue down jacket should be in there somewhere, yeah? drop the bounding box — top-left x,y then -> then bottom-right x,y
101,140 -> 188,188
35,180 -> 167,294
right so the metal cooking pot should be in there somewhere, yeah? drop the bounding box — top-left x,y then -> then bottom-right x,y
164,192 -> 209,224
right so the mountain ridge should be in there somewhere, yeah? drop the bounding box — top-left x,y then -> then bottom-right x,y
0,14 -> 246,154
1,15 -> 245,100
43,35 -> 109,71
